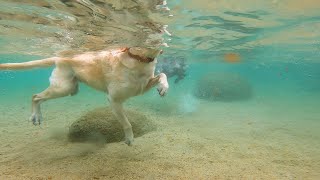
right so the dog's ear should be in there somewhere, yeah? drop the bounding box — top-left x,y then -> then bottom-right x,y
128,47 -> 143,56
120,53 -> 136,69
120,58 -> 136,69
118,47 -> 136,69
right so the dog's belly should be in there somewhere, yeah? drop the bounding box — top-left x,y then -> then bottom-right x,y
67,55 -> 154,98
78,77 -> 107,91
72,66 -> 108,92
108,73 -> 150,101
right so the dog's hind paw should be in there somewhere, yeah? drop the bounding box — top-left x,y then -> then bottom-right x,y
29,113 -> 42,125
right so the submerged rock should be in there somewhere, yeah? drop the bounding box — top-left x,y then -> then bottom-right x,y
193,72 -> 253,102
68,107 -> 156,143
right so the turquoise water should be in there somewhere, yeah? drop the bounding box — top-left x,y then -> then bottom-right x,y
1,1 -> 320,179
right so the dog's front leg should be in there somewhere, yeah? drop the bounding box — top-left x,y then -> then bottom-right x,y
109,99 -> 134,146
145,73 -> 169,96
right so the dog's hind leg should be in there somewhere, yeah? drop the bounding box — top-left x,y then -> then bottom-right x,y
30,65 -> 78,125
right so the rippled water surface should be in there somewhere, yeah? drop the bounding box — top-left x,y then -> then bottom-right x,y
0,0 -> 319,61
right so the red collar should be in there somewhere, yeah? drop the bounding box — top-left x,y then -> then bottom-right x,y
121,47 -> 155,63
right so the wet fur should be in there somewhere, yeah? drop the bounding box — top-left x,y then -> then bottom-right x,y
0,47 -> 169,145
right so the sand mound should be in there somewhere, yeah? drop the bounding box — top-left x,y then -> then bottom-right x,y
193,72 -> 253,101
68,107 -> 156,143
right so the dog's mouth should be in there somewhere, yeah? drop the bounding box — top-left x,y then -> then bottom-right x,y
122,47 -> 162,63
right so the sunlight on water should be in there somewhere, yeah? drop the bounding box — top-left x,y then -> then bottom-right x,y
0,0 -> 171,56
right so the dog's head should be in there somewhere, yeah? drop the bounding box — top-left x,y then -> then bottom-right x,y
126,47 -> 163,63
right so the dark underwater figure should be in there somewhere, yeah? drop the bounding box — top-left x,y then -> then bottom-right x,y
156,57 -> 188,84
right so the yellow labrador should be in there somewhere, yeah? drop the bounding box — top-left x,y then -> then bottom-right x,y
0,47 -> 169,145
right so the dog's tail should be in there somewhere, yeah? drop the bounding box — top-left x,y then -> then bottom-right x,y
0,57 -> 59,70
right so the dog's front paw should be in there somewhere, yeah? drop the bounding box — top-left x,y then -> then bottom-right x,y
157,73 -> 169,96
125,137 -> 134,146
29,113 -> 42,125
157,82 -> 169,96
124,128 -> 134,146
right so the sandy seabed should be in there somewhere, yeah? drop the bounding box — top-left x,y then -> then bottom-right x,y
0,90 -> 319,180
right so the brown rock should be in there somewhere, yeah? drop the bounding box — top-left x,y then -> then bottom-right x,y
193,72 -> 253,102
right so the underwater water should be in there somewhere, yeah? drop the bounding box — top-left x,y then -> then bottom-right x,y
1,0 -> 320,179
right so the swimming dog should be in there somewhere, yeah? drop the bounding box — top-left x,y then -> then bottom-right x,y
0,47 -> 169,145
